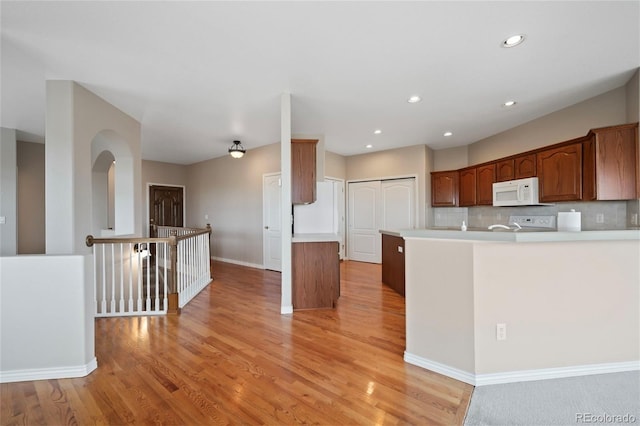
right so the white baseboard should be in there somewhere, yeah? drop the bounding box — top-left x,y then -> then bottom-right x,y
211,256 -> 264,270
0,357 -> 98,383
281,305 -> 293,314
474,360 -> 640,386
403,352 -> 640,386
404,352 -> 476,385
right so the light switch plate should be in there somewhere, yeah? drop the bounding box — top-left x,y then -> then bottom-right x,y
398,246 -> 403,253
0,216 -> 5,224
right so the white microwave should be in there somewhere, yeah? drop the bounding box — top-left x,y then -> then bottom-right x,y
492,177 -> 542,206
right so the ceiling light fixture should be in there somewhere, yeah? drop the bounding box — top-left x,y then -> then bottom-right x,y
407,95 -> 422,103
228,140 -> 246,158
374,129 -> 382,135
365,144 -> 373,149
503,100 -> 517,107
502,34 -> 525,48
444,131 -> 453,137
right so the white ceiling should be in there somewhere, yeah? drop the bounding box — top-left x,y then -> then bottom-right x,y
1,1 -> 638,165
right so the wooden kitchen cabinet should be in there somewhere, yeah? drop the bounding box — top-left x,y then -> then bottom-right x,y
514,153 -> 536,179
582,123 -> 638,200
537,141 -> 584,202
476,164 -> 496,205
382,234 -> 405,296
431,171 -> 458,206
292,241 -> 340,309
291,139 -> 318,204
458,167 -> 477,206
496,159 -> 515,182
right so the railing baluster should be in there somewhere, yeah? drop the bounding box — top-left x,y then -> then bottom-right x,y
137,246 -> 142,312
93,244 -> 98,316
145,248 -> 151,311
110,244 -> 116,313
119,244 -> 125,313
154,241 -> 159,312
163,241 -> 168,312
128,243 -> 134,313
101,245 -> 107,314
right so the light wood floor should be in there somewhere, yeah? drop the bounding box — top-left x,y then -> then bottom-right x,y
1,260 -> 473,425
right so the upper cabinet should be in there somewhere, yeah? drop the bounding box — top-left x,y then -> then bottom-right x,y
291,139 -> 318,204
476,164 -> 496,205
431,171 -> 458,207
537,141 -> 584,202
430,122 -> 638,207
496,153 -> 536,182
514,154 -> 536,179
458,168 -> 477,207
583,123 -> 638,201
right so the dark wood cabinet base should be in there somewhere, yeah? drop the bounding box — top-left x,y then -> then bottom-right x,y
382,234 -> 405,296
292,241 -> 340,309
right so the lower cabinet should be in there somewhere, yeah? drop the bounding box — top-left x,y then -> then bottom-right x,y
381,234 -> 405,296
292,241 -> 340,309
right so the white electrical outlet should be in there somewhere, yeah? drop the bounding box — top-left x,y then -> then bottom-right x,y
632,214 -> 638,226
596,213 -> 604,224
205,214 -> 209,220
397,246 -> 403,253
496,323 -> 507,341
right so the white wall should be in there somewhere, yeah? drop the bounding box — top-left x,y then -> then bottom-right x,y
0,255 -> 96,382
0,128 -> 17,255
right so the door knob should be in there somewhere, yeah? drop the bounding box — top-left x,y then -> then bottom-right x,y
264,226 -> 269,229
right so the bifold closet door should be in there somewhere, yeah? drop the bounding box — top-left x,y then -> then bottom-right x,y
348,178 -> 414,264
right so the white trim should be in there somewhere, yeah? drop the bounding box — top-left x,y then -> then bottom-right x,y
211,256 -> 264,270
0,357 -> 98,384
404,351 -> 640,386
146,182 -> 187,237
403,352 -> 476,385
280,305 -> 293,314
474,360 -> 640,386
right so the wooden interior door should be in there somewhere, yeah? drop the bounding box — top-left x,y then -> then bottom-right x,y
149,185 -> 184,233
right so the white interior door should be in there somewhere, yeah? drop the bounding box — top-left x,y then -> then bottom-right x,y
348,178 -> 415,264
348,181 -> 382,263
263,173 -> 282,271
326,178 -> 346,259
381,179 -> 415,230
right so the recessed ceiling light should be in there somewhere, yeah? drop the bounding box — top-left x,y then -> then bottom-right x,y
407,95 -> 422,103
502,34 -> 525,48
503,100 -> 517,107
444,131 -> 453,137
365,144 -> 373,149
374,129 -> 382,135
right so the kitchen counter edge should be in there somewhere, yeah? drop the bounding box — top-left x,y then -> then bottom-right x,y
379,228 -> 640,242
292,233 -> 341,243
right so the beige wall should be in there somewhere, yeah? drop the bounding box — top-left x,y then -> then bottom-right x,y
433,146 -> 469,171
186,143 -> 280,267
346,144 -> 429,227
325,150 -> 346,180
626,69 -> 639,123
405,238 -> 476,372
405,237 -> 639,381
17,141 -> 45,254
473,240 -> 639,374
467,86 -> 628,165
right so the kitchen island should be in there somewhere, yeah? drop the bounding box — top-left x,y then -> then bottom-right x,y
382,228 -> 640,386
292,234 -> 340,310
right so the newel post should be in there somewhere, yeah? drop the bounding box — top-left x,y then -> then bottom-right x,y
206,224 -> 213,279
167,230 -> 180,315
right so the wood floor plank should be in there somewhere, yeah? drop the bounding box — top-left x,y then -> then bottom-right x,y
1,260 -> 473,425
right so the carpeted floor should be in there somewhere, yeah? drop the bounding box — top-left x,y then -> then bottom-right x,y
464,371 -> 640,426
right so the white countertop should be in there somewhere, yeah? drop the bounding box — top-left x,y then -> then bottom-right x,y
292,233 -> 341,243
380,228 -> 640,242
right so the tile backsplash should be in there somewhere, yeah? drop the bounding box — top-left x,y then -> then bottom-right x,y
433,200 -> 638,230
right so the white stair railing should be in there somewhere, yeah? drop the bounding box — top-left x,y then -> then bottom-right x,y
177,230 -> 211,307
86,225 -> 212,316
87,238 -> 170,317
